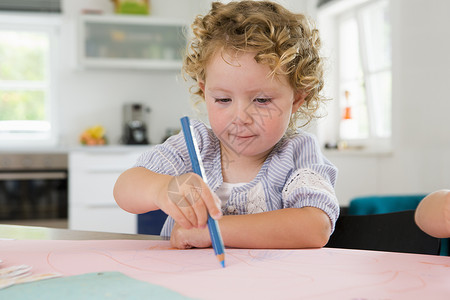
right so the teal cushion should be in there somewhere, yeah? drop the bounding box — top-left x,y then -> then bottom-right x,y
348,194 -> 427,215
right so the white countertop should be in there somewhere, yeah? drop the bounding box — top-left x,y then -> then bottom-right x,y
69,144 -> 153,153
0,144 -> 153,154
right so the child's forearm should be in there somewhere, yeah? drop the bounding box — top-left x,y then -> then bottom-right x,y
114,167 -> 222,230
218,207 -> 331,249
415,190 -> 450,238
113,167 -> 172,214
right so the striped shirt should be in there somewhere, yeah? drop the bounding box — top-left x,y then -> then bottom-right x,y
134,120 -> 339,237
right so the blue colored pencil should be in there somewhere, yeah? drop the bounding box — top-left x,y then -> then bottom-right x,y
180,116 -> 226,268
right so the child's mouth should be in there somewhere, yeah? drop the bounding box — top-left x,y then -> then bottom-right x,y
231,135 -> 257,145
233,134 -> 257,139
237,135 -> 254,139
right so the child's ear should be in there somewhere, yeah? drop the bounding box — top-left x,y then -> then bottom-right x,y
198,78 -> 205,93
292,91 -> 307,114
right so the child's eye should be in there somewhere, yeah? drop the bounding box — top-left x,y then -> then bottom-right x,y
214,98 -> 232,103
254,98 -> 271,104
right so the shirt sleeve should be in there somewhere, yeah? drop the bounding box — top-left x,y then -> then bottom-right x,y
134,131 -> 190,176
280,133 -> 340,232
134,119 -> 214,176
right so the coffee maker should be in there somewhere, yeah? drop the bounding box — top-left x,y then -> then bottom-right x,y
122,103 -> 150,145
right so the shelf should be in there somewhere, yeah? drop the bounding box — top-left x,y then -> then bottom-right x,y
78,14 -> 187,70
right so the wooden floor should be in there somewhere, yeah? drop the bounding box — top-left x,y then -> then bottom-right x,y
0,219 -> 68,229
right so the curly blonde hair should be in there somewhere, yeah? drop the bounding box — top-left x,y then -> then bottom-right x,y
183,0 -> 325,131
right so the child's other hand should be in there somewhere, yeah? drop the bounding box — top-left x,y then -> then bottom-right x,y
170,222 -> 211,249
158,173 -> 222,230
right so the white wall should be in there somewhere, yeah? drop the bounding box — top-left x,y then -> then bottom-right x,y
318,0 -> 450,205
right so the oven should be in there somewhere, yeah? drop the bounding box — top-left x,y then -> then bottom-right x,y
0,153 -> 68,227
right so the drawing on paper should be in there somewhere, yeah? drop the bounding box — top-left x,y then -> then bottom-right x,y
0,239 -> 449,300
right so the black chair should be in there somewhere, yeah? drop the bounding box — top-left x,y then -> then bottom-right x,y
325,210 -> 441,255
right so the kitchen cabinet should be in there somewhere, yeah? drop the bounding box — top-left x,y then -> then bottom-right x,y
78,14 -> 187,69
69,146 -> 150,233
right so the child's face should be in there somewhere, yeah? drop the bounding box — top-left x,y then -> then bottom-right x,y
200,51 -> 304,159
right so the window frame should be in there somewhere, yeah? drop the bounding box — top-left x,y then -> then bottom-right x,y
317,0 -> 392,153
0,13 -> 60,148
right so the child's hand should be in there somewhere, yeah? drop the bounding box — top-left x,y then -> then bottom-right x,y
170,222 -> 211,249
157,173 -> 222,230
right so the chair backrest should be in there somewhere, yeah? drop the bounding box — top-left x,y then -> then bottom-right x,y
348,194 -> 427,215
325,210 -> 441,255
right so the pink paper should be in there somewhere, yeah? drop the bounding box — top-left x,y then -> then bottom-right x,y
1,240 -> 449,299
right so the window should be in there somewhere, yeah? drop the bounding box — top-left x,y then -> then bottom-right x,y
0,14 -> 59,147
318,0 -> 391,151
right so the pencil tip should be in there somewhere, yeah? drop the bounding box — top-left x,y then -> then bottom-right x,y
217,253 -> 225,268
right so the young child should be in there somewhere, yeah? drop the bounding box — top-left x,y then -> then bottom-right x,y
114,1 -> 339,249
415,189 -> 450,238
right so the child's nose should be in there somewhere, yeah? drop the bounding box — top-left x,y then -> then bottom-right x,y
233,103 -> 253,125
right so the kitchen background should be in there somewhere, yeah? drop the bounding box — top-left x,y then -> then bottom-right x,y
58,0 -> 314,147
1,0 -> 449,233
61,0 -> 205,146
